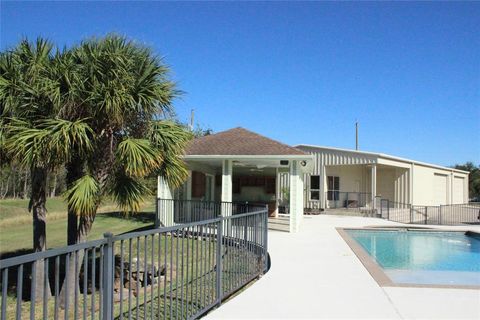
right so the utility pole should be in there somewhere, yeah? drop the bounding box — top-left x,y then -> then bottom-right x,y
355,121 -> 359,150
190,109 -> 194,130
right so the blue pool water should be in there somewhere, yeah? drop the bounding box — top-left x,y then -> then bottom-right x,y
346,229 -> 480,286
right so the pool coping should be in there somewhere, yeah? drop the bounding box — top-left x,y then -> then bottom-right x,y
336,227 -> 480,290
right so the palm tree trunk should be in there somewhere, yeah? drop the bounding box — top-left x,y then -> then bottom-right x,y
60,139 -> 113,309
60,155 -> 101,308
59,213 -> 96,308
31,166 -> 52,301
66,157 -> 83,245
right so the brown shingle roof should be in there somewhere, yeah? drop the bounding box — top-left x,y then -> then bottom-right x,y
185,127 -> 307,156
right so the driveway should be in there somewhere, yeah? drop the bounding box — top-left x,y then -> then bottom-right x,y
207,215 -> 480,319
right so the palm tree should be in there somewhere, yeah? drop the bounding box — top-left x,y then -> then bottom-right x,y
0,39 -> 93,300
57,35 -> 192,305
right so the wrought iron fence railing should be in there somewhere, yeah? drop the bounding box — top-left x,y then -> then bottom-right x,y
379,199 -> 480,225
0,202 -> 269,320
326,191 -> 372,210
156,199 -> 266,227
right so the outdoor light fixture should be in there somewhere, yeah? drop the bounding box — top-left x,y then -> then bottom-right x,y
300,160 -> 307,167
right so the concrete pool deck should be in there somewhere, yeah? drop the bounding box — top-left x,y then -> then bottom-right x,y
207,215 -> 480,319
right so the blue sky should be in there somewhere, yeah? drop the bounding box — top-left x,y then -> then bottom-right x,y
1,1 -> 479,166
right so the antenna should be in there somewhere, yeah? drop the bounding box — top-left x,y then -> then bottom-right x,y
355,120 -> 359,150
190,109 -> 194,130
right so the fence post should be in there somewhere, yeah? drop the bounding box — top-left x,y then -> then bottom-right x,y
425,207 -> 428,225
102,232 -> 114,320
439,205 -> 443,225
409,205 -> 413,224
215,219 -> 223,305
155,197 -> 159,228
264,206 -> 268,273
387,200 -> 390,221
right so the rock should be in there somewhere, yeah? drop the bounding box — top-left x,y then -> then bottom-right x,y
113,288 -> 130,302
114,277 -> 122,292
124,279 -> 140,291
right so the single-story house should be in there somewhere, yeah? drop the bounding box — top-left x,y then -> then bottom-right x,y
157,127 -> 469,232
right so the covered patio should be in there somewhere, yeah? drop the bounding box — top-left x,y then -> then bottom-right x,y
157,128 -> 313,232
320,162 -> 411,211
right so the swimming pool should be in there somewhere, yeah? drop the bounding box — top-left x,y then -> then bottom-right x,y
344,229 -> 480,287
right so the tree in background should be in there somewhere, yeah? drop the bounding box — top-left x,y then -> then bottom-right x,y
453,162 -> 480,201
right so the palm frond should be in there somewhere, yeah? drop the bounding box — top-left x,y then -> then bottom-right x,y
108,171 -> 152,213
5,118 -> 93,168
116,138 -> 162,177
40,118 -> 94,162
63,174 -> 99,216
157,153 -> 190,189
149,120 -> 193,188
6,118 -> 51,167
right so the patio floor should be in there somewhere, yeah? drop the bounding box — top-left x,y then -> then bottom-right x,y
207,215 -> 480,319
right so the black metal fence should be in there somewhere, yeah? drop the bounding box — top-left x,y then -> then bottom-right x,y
0,204 -> 269,320
379,199 -> 480,225
156,199 -> 267,227
325,192 -> 372,210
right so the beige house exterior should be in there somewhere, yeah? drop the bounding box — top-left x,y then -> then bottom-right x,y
158,127 -> 470,232
295,145 -> 470,210
157,128 -> 314,232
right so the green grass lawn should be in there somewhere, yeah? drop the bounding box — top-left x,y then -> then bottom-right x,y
0,198 -> 266,319
1,226 -> 264,320
0,197 -> 156,255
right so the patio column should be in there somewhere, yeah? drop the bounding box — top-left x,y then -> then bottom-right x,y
156,176 -> 173,227
221,159 -> 233,216
319,164 -> 326,210
371,164 -> 377,210
289,160 -> 304,232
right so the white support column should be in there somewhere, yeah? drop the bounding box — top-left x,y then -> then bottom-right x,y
289,160 -> 304,232
156,176 -> 173,227
274,167 -> 280,218
221,160 -> 233,216
371,164 -> 377,210
319,164 -> 326,210
409,164 -> 414,205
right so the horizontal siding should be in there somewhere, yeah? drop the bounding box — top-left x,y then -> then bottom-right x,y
297,146 -> 377,175
280,147 -> 377,210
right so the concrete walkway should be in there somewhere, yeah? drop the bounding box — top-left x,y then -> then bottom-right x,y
207,215 -> 480,319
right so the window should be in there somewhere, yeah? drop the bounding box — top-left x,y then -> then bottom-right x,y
310,175 -> 320,200
327,176 -> 340,201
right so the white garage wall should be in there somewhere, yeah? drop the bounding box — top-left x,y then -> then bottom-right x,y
412,164 -> 469,206
453,176 -> 465,204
